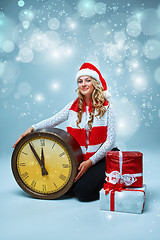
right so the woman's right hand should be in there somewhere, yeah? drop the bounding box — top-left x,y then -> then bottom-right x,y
12,126 -> 34,148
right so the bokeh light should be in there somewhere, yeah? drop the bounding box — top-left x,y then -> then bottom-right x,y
125,40 -> 143,58
22,21 -> 30,29
115,67 -> 123,76
95,2 -> 106,14
130,74 -> 148,91
144,39 -> 160,59
35,93 -> 45,103
154,67 -> 160,85
114,31 -> 127,45
19,9 -> 34,23
113,98 -> 141,139
0,61 -> 18,83
18,0 -> 25,8
18,47 -> 34,63
103,43 -> 125,63
2,40 -> 14,53
77,0 -> 96,18
107,214 -> 113,220
65,17 -> 77,31
50,81 -> 60,91
126,21 -> 142,37
48,18 -> 60,30
125,59 -> 140,71
0,15 -> 16,50
141,8 -> 160,35
12,22 -> 36,45
29,31 -> 49,52
49,45 -> 73,60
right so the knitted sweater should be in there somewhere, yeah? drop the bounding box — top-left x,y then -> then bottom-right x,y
32,101 -> 116,165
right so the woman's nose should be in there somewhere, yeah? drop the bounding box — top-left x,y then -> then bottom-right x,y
82,81 -> 86,86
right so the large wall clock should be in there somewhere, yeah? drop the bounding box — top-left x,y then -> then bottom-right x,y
11,128 -> 82,199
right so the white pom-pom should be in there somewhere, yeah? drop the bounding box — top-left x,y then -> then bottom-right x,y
103,90 -> 111,100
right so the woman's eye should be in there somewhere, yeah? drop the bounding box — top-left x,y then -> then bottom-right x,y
86,79 -> 91,82
78,80 -> 82,83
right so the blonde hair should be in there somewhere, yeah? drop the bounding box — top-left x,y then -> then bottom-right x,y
76,78 -> 108,129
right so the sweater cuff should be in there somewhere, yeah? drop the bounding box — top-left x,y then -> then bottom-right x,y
90,157 -> 96,165
32,124 -> 37,131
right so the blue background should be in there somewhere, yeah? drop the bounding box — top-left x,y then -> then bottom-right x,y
0,0 -> 160,239
0,0 -> 160,154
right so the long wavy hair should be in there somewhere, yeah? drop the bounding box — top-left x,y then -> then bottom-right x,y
76,78 -> 108,129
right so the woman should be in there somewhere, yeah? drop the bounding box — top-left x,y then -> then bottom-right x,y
13,63 -> 117,201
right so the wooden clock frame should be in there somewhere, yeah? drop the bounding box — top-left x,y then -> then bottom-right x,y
11,128 -> 83,199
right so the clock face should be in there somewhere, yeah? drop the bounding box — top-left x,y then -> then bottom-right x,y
17,136 -> 72,194
12,130 -> 79,199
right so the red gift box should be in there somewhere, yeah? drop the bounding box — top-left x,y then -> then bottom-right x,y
105,151 -> 143,188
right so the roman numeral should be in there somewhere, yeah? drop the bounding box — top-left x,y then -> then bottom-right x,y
59,174 -> 66,181
52,143 -> 56,148
22,152 -> 28,155
22,172 -> 29,179
53,182 -> 57,188
31,180 -> 36,188
42,184 -> 46,192
20,162 -> 26,166
40,139 -> 45,146
62,164 -> 69,168
59,152 -> 65,157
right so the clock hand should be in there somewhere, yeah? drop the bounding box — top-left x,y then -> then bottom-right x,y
29,143 -> 48,176
41,147 -> 46,169
41,148 -> 48,176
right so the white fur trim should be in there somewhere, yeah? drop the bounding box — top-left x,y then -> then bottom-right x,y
103,90 -> 111,99
76,69 -> 100,82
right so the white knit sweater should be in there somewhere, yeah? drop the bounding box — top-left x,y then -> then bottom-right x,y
32,101 -> 116,165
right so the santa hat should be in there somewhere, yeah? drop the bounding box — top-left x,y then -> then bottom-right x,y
76,62 -> 111,99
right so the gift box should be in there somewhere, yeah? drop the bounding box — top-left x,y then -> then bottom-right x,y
105,151 -> 143,188
100,185 -> 146,214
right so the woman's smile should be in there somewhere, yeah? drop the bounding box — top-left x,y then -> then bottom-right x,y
82,87 -> 89,91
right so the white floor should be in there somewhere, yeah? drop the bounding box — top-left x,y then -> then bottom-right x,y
1,148 -> 160,240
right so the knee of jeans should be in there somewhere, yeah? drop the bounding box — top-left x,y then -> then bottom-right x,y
74,180 -> 92,199
74,181 -> 99,201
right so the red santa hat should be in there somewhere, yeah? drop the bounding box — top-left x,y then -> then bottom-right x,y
76,62 -> 111,99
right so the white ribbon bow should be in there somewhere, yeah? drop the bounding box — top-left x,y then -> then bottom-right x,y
105,171 -> 142,186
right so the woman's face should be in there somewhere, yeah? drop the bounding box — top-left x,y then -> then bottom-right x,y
78,75 -> 94,97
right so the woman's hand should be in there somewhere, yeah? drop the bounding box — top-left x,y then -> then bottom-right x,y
12,126 -> 34,148
74,159 -> 92,182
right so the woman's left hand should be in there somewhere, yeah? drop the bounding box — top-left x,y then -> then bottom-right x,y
74,159 -> 92,182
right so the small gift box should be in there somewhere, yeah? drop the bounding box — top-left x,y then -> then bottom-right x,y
105,151 -> 143,188
100,185 -> 146,214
